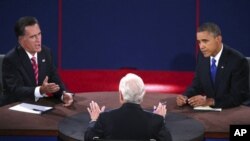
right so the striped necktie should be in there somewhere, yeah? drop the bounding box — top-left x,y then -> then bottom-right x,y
31,57 -> 39,85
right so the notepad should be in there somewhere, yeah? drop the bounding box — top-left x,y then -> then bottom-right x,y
193,106 -> 222,112
9,103 -> 53,114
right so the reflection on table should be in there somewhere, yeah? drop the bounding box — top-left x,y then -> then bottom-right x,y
1,92 -> 250,140
58,112 -> 204,141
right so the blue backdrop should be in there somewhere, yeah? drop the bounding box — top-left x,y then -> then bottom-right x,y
0,0 -> 58,66
62,0 -> 196,70
0,0 -> 250,71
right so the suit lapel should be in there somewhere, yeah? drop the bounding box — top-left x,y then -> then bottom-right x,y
204,57 -> 216,94
38,51 -> 47,85
214,47 -> 228,91
17,46 -> 36,85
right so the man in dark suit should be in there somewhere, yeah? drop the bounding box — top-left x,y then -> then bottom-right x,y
176,22 -> 249,108
2,16 -> 73,106
84,73 -> 172,141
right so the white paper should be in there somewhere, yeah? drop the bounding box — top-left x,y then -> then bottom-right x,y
193,106 -> 222,112
9,103 -> 53,114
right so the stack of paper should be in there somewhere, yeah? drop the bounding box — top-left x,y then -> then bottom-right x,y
193,106 -> 222,112
9,103 -> 53,114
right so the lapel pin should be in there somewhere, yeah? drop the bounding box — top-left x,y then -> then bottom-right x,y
42,59 -> 46,62
221,66 -> 224,69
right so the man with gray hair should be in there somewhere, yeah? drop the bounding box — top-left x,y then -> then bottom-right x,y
84,73 -> 172,141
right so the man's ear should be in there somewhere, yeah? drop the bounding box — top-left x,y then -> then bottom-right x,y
18,36 -> 25,46
216,35 -> 222,42
119,91 -> 124,103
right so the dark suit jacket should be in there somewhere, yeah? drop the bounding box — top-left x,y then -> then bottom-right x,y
84,103 -> 172,141
184,45 -> 249,108
2,45 -> 65,103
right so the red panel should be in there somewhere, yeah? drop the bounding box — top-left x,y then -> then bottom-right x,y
59,70 -> 194,94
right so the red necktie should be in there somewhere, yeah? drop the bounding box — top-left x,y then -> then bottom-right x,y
31,57 -> 39,85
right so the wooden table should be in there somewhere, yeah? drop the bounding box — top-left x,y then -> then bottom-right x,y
1,92 -> 250,140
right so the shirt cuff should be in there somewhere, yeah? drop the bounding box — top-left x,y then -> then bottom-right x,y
89,120 -> 96,127
34,86 -> 44,101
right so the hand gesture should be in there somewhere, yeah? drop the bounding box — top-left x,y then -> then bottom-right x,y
40,76 -> 60,94
87,101 -> 105,122
153,102 -> 167,118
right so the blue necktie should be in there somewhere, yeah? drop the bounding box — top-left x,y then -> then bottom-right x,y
210,58 -> 217,83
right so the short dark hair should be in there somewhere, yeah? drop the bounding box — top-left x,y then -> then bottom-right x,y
14,16 -> 39,38
197,22 -> 221,37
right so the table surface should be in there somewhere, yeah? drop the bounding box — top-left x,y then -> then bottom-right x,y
58,111 -> 204,141
1,92 -> 250,138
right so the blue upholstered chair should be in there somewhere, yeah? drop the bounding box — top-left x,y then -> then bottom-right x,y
243,57 -> 250,106
0,54 -> 6,106
0,54 -> 4,96
93,137 -> 156,141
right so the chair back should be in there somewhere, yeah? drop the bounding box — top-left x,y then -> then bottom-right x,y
0,54 -> 6,106
94,139 -> 156,141
243,57 -> 250,106
0,54 -> 4,95
247,57 -> 250,86
93,137 -> 156,141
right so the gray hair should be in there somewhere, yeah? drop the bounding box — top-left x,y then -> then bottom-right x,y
119,73 -> 145,104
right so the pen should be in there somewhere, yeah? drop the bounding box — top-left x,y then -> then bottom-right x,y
153,101 -> 167,111
161,101 -> 167,105
32,109 -> 44,112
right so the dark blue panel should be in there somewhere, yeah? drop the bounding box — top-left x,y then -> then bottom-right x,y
200,0 -> 250,57
0,136 -> 57,141
205,138 -> 228,141
0,0 -> 58,65
62,0 -> 196,70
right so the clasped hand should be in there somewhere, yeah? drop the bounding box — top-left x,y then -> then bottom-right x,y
176,95 -> 207,107
62,92 -> 74,107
